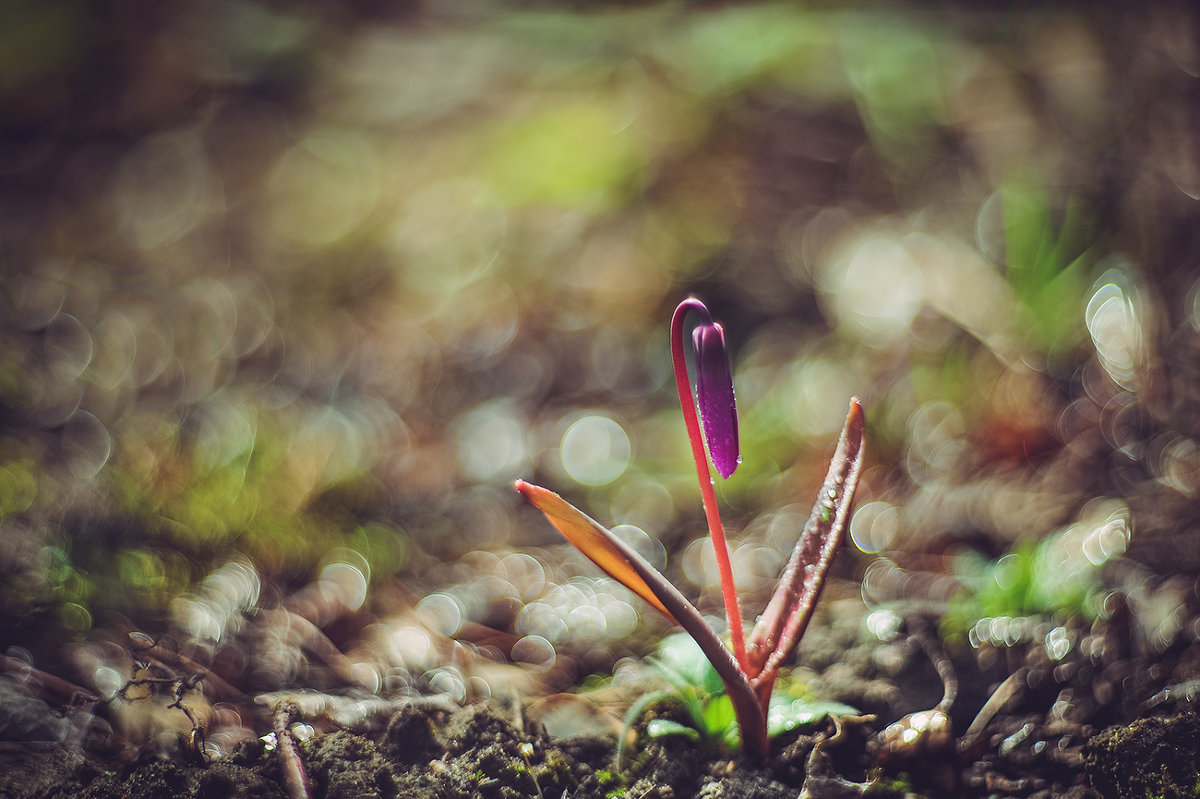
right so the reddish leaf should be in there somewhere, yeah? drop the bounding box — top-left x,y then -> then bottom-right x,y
746,398 -> 865,687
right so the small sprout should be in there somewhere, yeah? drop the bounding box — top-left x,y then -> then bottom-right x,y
517,297 -> 866,760
618,632 -> 858,762
518,740 -> 544,799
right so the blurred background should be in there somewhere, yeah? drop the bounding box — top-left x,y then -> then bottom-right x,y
2,0 -> 1200,746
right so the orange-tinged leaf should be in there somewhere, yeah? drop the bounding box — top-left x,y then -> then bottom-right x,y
514,480 -> 676,622
515,478 -> 770,758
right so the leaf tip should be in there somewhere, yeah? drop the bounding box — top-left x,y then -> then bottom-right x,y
846,397 -> 865,437
514,479 -> 544,502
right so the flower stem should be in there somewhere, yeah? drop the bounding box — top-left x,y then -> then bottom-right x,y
671,299 -> 747,672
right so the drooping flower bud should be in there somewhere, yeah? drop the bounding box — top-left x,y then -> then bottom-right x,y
692,320 -> 740,479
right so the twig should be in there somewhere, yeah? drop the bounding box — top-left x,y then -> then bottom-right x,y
959,666 -> 1028,753
872,618 -> 957,766
266,609 -> 360,686
274,700 -> 313,799
128,632 -> 247,704
118,663 -> 211,761
0,654 -> 100,707
511,691 -> 524,733
798,716 -> 876,799
909,616 -> 958,714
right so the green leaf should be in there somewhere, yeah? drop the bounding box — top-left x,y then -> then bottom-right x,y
702,693 -> 737,741
656,633 -> 723,696
645,718 -> 701,742
646,661 -> 706,730
766,697 -> 859,737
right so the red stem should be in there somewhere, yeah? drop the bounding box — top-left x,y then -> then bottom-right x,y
671,299 -> 747,672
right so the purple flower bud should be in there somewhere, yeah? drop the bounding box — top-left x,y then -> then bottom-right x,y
692,321 -> 740,479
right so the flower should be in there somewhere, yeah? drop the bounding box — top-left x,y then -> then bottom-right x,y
671,297 -> 747,669
692,320 -> 740,479
518,296 -> 865,761
515,396 -> 866,761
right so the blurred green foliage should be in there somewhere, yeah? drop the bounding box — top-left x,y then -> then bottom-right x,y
654,5 -> 836,96
942,540 -> 1104,643
1001,179 -> 1095,355
841,15 -> 952,169
1,0 -> 1191,667
484,102 -> 649,210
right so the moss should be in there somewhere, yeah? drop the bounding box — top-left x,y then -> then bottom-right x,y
864,772 -> 921,798
1085,714 -> 1200,799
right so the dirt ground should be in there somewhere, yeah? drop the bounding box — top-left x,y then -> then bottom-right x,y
5,590 -> 1199,799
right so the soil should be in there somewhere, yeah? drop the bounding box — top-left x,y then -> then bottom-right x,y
4,591 -> 1199,799
0,702 -> 814,799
